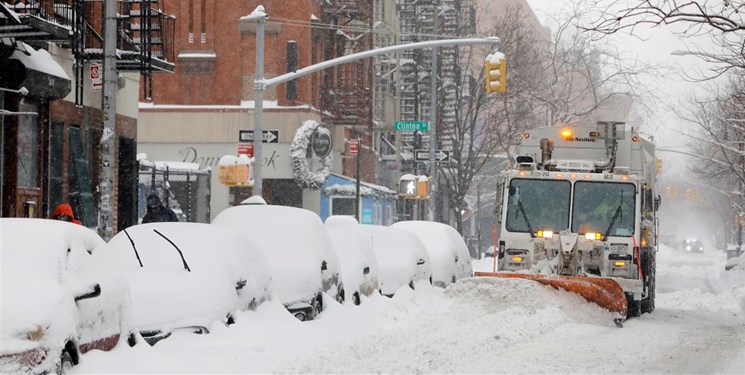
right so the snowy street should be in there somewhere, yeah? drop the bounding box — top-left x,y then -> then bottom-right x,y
71,244 -> 745,374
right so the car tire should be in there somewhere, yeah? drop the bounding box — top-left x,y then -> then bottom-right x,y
56,350 -> 74,375
336,288 -> 345,304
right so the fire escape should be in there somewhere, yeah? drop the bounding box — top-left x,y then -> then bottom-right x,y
320,0 -> 373,128
0,0 -> 175,104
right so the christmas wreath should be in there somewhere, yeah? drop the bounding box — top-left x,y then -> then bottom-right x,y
290,120 -> 333,189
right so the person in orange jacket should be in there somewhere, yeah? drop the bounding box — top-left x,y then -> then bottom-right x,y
51,203 -> 82,225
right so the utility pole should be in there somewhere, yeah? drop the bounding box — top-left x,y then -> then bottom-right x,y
98,0 -> 117,240
428,3 -> 439,222
355,136 -> 361,222
244,6 -> 267,197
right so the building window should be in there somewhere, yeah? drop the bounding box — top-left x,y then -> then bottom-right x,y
385,205 -> 393,225
374,202 -> 382,225
331,196 -> 356,216
188,0 -> 194,43
200,0 -> 206,43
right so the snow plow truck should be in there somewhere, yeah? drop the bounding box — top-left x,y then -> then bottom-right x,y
477,121 -> 659,325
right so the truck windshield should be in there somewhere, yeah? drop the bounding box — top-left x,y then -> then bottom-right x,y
572,181 -> 635,236
505,179 -> 571,233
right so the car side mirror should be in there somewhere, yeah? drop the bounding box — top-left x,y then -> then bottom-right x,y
75,283 -> 101,302
417,258 -> 425,265
321,260 -> 328,271
363,266 -> 370,275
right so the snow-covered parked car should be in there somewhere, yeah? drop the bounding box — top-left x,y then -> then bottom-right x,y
0,219 -> 134,374
213,204 -> 343,321
350,224 -> 432,297
325,216 -> 379,305
108,222 -> 272,345
392,221 -> 473,287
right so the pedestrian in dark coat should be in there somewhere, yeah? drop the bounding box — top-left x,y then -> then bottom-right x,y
142,193 -> 179,223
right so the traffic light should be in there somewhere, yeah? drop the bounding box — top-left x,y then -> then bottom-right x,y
485,56 -> 506,93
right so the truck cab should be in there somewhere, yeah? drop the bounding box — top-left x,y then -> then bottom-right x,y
495,122 -> 659,316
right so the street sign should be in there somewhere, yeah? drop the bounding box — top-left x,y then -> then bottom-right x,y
401,132 -> 431,143
238,143 -> 253,157
394,121 -> 429,132
415,149 -> 450,162
349,138 -> 359,156
91,63 -> 102,91
239,129 -> 279,143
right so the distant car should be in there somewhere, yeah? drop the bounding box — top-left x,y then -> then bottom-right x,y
108,223 -> 272,345
350,224 -> 432,297
392,221 -> 473,287
213,205 -> 343,321
683,239 -> 704,253
325,216 -> 380,305
0,219 -> 134,374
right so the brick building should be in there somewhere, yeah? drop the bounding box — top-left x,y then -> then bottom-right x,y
139,0 -> 382,219
0,0 -> 173,234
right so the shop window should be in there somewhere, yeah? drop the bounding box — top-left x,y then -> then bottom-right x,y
374,202 -> 382,225
385,205 -> 393,226
331,197 -> 355,216
16,103 -> 38,187
69,126 -> 96,227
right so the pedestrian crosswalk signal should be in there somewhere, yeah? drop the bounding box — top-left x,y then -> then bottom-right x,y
485,57 -> 506,93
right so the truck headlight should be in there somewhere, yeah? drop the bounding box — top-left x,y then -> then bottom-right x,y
536,230 -> 553,238
585,232 -> 602,240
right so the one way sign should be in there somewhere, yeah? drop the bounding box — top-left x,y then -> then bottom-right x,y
238,130 -> 279,143
415,149 -> 450,162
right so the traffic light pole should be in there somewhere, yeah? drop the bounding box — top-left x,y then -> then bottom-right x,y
243,4 -> 500,198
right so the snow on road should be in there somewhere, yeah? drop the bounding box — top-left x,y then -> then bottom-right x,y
73,245 -> 745,374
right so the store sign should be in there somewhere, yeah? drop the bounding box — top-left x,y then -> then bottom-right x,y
310,126 -> 332,157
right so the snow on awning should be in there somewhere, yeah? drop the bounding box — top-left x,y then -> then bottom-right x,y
0,3 -> 21,24
5,42 -> 70,99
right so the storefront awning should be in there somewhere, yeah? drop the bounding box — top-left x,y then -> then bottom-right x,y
1,42 -> 70,99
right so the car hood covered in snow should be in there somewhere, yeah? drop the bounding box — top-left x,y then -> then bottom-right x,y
108,223 -> 272,331
393,221 -> 473,285
213,205 -> 338,306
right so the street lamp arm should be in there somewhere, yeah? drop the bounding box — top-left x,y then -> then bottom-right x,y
262,37 -> 501,87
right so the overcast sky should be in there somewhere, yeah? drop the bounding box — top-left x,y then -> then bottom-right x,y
525,0 -> 721,176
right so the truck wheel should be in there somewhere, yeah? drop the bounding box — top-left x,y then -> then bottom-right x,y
641,251 -> 656,314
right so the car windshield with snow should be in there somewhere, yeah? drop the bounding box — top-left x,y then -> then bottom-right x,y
392,221 -> 473,287
213,205 -> 343,321
108,222 -> 272,344
0,219 -> 134,374
325,216 -> 380,305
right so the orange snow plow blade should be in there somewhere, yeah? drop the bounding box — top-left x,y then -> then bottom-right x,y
474,272 -> 628,317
